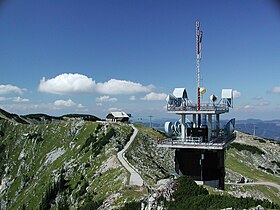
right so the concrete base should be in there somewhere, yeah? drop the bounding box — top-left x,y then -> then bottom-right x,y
175,148 -> 225,189
195,180 -> 220,189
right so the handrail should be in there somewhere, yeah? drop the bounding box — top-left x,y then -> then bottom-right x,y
158,133 -> 236,147
167,102 -> 229,112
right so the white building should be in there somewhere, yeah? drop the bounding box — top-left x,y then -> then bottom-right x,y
106,112 -> 130,123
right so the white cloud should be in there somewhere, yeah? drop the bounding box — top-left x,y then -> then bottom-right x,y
0,84 -> 26,94
141,92 -> 167,101
38,73 -> 154,95
96,95 -> 118,102
96,79 -> 154,95
96,103 -> 102,106
259,101 -> 270,106
233,90 -> 241,99
54,99 -> 76,107
0,96 -> 29,102
271,86 -> 280,94
0,97 -> 8,101
12,97 -> 30,102
129,96 -> 136,101
77,104 -> 85,108
244,104 -> 254,109
38,73 -> 96,94
108,107 -> 121,111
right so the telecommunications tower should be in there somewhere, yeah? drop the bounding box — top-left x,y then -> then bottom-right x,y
159,21 -> 236,189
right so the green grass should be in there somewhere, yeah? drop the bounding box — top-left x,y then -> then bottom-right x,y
225,184 -> 280,206
226,148 -> 280,185
125,124 -> 173,185
251,185 -> 280,205
134,123 -> 166,140
8,120 -> 138,209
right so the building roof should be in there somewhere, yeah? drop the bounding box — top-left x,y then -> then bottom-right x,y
173,88 -> 188,99
108,112 -> 129,118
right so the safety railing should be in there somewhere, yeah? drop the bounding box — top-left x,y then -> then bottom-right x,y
167,102 -> 229,112
158,132 -> 236,148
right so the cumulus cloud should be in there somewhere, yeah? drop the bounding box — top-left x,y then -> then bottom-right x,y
259,101 -> 270,106
77,104 -> 85,108
141,92 -> 167,101
96,95 -> 118,102
233,90 -> 241,99
271,86 -> 280,94
108,107 -> 121,111
12,97 -> 30,102
38,73 -> 154,95
244,104 -> 254,109
96,79 -> 154,95
54,99 -> 76,107
0,96 -> 29,102
0,84 -> 26,94
38,73 -> 96,94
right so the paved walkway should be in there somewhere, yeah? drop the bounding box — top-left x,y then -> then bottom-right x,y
117,124 -> 144,186
226,182 -> 280,192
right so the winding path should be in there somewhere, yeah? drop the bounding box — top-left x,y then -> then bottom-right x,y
117,124 -> 144,186
226,182 -> 280,192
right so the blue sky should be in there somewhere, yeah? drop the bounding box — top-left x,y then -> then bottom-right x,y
0,0 -> 280,120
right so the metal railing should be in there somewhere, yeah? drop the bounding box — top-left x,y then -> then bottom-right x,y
158,132 -> 236,148
167,102 -> 229,112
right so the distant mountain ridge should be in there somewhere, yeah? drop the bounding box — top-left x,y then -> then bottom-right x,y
135,117 -> 280,141
0,108 -> 100,124
235,119 -> 280,141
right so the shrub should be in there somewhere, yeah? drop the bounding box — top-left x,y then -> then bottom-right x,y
254,137 -> 266,143
230,142 -> 265,155
121,201 -> 141,210
167,176 -> 279,210
271,160 -> 280,168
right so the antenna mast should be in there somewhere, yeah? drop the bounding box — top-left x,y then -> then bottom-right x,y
196,20 -> 203,126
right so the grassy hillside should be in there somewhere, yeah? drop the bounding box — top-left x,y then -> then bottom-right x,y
125,124 -> 174,185
225,131 -> 280,205
0,119 -> 147,209
0,107 -> 279,209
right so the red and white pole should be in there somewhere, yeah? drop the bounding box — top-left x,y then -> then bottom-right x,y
196,21 -> 202,126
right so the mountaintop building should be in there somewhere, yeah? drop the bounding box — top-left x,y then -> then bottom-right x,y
106,112 -> 130,123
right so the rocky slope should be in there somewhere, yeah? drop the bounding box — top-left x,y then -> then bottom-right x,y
0,118 -> 137,209
0,109 -> 279,209
224,131 -> 280,205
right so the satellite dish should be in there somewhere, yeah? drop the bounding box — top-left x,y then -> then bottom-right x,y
200,87 -> 206,94
164,122 -> 173,136
166,94 -> 177,105
174,121 -> 181,135
210,94 -> 217,102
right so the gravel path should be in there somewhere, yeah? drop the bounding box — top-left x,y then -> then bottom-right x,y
117,124 -> 144,186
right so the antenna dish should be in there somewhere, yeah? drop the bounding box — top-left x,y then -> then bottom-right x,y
221,89 -> 233,108
200,87 -> 206,94
174,121 -> 180,134
164,122 -> 173,136
210,94 -> 217,102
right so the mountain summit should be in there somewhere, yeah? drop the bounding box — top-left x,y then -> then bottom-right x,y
0,109 -> 279,209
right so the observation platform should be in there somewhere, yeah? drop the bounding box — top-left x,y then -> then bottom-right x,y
167,103 -> 229,115
158,132 -> 236,150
